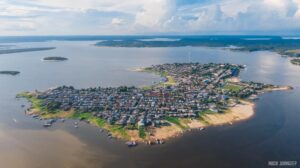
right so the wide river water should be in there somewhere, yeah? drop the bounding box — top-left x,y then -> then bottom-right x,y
0,41 -> 300,168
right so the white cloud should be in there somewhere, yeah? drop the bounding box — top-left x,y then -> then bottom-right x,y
0,0 -> 300,35
111,18 -> 124,25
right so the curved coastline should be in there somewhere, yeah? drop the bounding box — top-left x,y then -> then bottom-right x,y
19,64 -> 293,145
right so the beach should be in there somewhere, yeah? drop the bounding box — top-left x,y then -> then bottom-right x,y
141,100 -> 255,141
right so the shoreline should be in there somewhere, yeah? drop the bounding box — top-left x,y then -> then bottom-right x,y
19,65 -> 293,145
20,92 -> 255,143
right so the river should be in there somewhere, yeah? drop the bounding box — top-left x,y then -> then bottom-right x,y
0,40 -> 299,168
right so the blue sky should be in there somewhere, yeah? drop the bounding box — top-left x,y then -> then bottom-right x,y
0,0 -> 300,35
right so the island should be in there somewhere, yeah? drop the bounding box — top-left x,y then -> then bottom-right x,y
43,56 -> 68,61
18,63 -> 292,146
0,71 -> 20,75
291,58 -> 300,65
282,49 -> 300,57
0,47 -> 56,54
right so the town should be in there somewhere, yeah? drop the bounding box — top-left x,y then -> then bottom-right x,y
20,63 -> 284,145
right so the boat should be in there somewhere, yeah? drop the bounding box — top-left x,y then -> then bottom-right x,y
43,121 -> 52,127
199,127 -> 205,131
12,118 -> 17,123
32,115 -> 39,118
126,141 -> 137,147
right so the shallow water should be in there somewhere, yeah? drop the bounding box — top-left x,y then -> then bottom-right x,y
0,41 -> 300,168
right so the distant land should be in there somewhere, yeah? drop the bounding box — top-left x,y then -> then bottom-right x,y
0,47 -> 56,54
0,71 -> 20,75
1,35 -> 300,57
43,56 -> 68,61
94,36 -> 300,58
96,36 -> 300,51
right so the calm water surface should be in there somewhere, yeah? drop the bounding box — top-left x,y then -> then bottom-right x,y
0,41 -> 300,168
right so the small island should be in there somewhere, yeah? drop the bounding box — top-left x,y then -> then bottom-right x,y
43,56 -> 68,61
291,58 -> 300,65
18,63 -> 292,146
0,71 -> 20,75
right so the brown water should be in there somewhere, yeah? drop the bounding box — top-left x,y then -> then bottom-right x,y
1,41 -> 300,168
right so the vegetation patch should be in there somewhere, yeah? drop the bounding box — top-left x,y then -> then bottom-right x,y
291,58 -> 300,65
223,84 -> 244,92
165,117 -> 187,129
197,110 -> 215,124
89,117 -> 106,127
138,127 -> 146,139
108,125 -> 129,140
72,112 -> 92,120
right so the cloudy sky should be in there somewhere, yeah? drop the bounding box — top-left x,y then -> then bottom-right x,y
1,0 -> 300,35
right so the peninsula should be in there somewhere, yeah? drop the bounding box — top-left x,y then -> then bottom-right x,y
18,63 -> 292,145
0,71 -> 20,75
0,47 -> 55,54
43,56 -> 68,61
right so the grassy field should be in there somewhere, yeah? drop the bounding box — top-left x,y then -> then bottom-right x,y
223,84 -> 244,92
72,111 -> 129,139
165,117 -> 187,129
197,109 -> 215,124
138,127 -> 146,139
18,92 -> 61,115
108,125 -> 129,140
141,85 -> 153,90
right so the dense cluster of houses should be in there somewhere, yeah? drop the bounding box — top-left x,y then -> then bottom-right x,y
34,63 -> 269,127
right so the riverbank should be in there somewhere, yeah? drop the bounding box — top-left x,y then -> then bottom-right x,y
19,91 -> 255,143
19,63 -> 293,145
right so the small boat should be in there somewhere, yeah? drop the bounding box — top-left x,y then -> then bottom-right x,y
126,141 -> 137,147
13,118 -> 17,123
199,127 -> 205,131
43,122 -> 52,127
146,141 -> 153,145
32,115 -> 39,118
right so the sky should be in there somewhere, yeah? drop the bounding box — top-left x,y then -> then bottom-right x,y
1,0 -> 300,35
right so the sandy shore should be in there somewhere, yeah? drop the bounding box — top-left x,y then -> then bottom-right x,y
146,100 -> 255,141
128,67 -> 146,72
202,100 -> 255,126
264,86 -> 293,92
